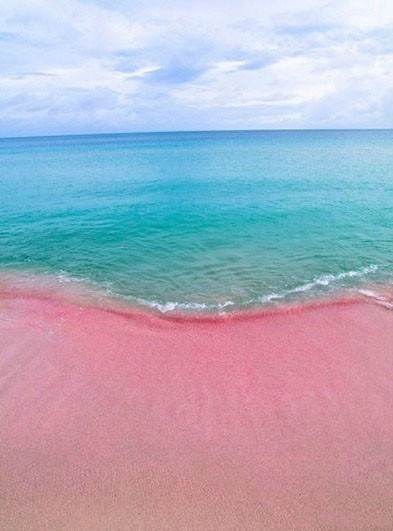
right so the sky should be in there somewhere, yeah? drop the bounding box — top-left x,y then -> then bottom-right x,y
1,0 -> 393,137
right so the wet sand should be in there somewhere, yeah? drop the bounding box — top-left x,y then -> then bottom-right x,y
1,285 -> 393,529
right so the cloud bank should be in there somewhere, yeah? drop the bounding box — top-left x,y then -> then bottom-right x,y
1,0 -> 393,136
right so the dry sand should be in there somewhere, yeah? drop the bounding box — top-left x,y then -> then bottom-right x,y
1,285 -> 393,529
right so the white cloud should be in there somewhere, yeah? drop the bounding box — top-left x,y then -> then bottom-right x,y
0,0 -> 392,136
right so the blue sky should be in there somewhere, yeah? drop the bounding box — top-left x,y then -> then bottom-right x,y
1,0 -> 393,136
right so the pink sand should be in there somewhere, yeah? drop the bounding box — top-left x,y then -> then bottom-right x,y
1,286 -> 393,529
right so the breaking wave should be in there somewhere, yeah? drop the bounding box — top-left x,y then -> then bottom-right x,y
0,264 -> 386,314
132,265 -> 381,313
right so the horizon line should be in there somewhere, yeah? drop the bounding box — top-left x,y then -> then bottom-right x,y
1,127 -> 393,141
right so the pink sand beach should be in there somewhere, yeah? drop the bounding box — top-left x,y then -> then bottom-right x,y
1,283 -> 393,529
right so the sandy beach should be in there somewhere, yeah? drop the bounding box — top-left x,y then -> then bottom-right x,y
1,284 -> 393,529
2,0 -> 393,527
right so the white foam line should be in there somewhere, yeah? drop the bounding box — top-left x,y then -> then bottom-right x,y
358,289 -> 393,310
135,298 -> 236,314
257,265 -> 380,304
137,265 -> 381,313
1,264 -> 381,314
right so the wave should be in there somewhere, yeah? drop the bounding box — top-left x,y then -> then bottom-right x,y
134,298 -> 236,314
257,265 -> 379,304
357,289 -> 393,310
134,265 -> 380,313
0,264 -> 383,314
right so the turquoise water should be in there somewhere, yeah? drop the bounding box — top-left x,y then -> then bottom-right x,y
1,130 -> 392,311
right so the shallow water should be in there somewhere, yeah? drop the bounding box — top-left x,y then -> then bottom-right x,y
1,130 -> 392,311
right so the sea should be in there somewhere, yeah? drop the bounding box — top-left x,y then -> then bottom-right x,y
1,129 -> 392,313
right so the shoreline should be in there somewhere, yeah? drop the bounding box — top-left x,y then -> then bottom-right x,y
1,268 -> 391,322
0,264 -> 388,317
1,280 -> 393,528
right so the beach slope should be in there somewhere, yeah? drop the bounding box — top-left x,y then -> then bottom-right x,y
1,287 -> 393,529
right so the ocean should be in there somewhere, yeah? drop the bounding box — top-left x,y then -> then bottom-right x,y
1,129 -> 392,312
